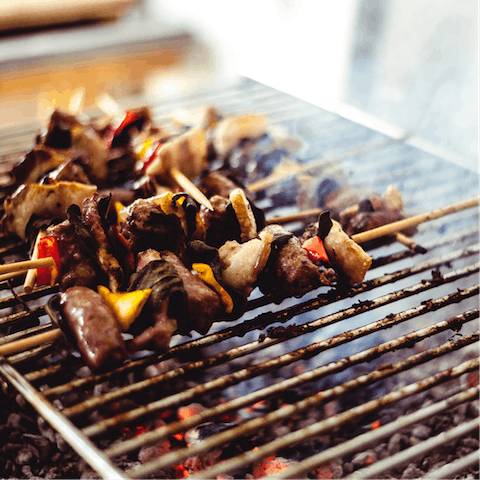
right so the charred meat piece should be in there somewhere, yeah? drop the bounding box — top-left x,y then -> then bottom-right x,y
58,286 -> 127,371
159,250 -> 224,335
257,224 -> 336,302
339,185 -> 415,241
43,158 -> 92,184
200,170 -> 242,199
128,255 -> 189,352
0,181 -> 97,240
46,220 -> 99,291
81,196 -> 124,292
199,195 -> 241,248
200,171 -> 266,233
306,212 -> 372,286
120,196 -> 187,259
12,145 -> 89,185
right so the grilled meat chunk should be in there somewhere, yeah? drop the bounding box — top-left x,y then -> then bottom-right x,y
159,250 -> 223,335
128,255 -> 188,352
257,224 -> 336,302
46,220 -> 99,291
59,286 -> 127,371
120,196 -> 187,259
146,128 -> 208,186
218,229 -> 274,299
0,181 -> 97,240
81,196 -> 124,292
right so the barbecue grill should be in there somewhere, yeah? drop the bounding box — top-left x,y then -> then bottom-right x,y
0,78 -> 478,479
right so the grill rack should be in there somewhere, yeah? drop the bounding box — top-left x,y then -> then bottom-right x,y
0,78 -> 478,479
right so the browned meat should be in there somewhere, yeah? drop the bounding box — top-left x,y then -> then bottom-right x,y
218,230 -> 274,300
121,198 -> 187,259
46,220 -> 99,291
0,181 -> 97,240
59,286 -> 127,371
45,159 -> 92,184
200,171 -> 241,199
200,195 -> 241,248
128,252 -> 189,351
257,224 -> 336,302
81,196 -> 124,292
11,146 -> 87,185
145,128 -> 208,186
159,250 -> 223,335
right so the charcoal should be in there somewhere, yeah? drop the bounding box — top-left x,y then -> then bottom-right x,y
401,463 -> 424,479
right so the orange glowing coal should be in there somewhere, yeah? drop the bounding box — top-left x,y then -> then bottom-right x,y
315,464 -> 334,479
252,456 -> 291,478
178,403 -> 205,420
371,419 -> 381,429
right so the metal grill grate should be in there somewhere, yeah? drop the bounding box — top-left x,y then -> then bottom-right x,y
0,78 -> 478,479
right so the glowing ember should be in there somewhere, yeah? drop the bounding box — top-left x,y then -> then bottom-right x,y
371,419 -> 381,429
247,400 -> 265,412
252,456 -> 291,478
173,433 -> 184,442
315,464 -> 334,479
178,403 -> 205,420
122,424 -> 148,439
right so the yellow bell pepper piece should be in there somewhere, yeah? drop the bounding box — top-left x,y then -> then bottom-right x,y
192,263 -> 233,314
97,285 -> 152,331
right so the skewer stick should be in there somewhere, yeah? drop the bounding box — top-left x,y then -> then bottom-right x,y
0,329 -> 63,357
268,197 -> 479,244
24,230 -> 48,293
351,197 -> 478,244
0,257 -> 55,276
394,232 -> 427,254
0,270 -> 29,283
170,167 -> 214,211
96,94 -> 214,211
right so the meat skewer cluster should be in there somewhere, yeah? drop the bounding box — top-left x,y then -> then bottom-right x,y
0,95 -> 476,371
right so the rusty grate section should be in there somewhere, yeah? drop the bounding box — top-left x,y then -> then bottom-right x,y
0,78 -> 478,479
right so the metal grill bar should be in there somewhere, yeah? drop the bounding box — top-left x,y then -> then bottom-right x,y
135,350 -> 479,479
58,262 -> 478,420
0,357 -> 128,479
267,386 -> 479,479
346,417 -> 480,479
103,307 -> 478,458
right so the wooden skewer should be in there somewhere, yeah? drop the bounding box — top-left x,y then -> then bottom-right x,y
0,257 -> 55,276
351,197 -> 478,244
394,232 -> 427,254
24,230 -> 48,293
170,167 -> 214,211
96,94 -> 214,211
0,270 -> 29,283
268,197 -> 479,244
0,329 -> 63,357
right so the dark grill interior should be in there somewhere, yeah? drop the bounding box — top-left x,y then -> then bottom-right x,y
0,78 -> 478,479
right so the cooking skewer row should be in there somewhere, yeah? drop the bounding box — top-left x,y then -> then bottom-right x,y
0,195 -> 476,367
0,196 -> 476,281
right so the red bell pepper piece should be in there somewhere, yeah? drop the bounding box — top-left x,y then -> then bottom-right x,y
105,110 -> 140,147
113,110 -> 140,137
36,236 -> 61,286
301,235 -> 329,264
141,141 -> 163,172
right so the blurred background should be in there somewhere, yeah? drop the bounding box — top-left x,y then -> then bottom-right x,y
0,0 -> 477,172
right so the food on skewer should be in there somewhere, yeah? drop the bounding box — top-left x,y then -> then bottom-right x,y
256,224 -> 336,303
0,181 -> 97,241
57,286 -> 128,371
0,97 -> 386,371
302,211 -> 373,286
